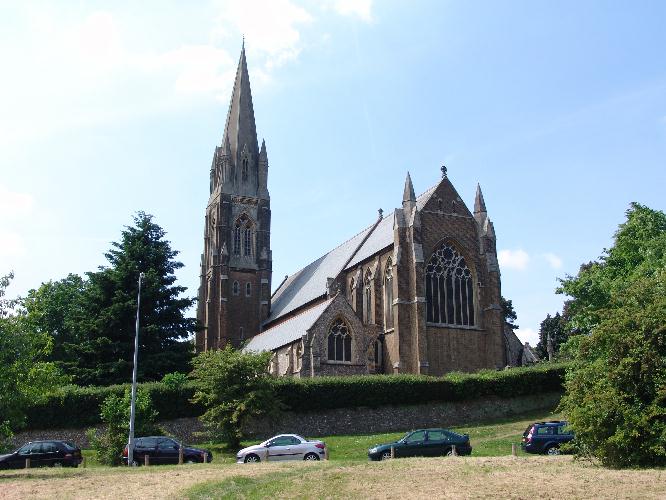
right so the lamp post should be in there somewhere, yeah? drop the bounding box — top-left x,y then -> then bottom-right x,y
127,272 -> 145,466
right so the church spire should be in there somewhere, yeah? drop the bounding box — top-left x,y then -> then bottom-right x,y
474,183 -> 487,215
221,42 -> 259,186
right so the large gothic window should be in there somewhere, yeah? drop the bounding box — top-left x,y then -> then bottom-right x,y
363,270 -> 373,324
384,260 -> 394,330
234,214 -> 254,257
426,243 -> 475,327
327,318 -> 352,362
242,156 -> 249,182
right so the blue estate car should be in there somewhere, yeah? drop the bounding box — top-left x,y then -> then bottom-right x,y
521,421 -> 574,455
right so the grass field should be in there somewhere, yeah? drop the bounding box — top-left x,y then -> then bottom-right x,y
2,410 -> 665,499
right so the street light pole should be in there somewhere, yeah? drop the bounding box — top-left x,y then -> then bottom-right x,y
127,272 -> 145,466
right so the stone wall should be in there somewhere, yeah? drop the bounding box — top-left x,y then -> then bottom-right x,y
10,392 -> 561,448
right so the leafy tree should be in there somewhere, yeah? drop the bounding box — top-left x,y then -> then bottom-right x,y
559,270 -> 666,467
190,345 -> 281,448
0,273 -> 66,451
87,388 -> 161,466
22,274 -> 88,378
501,296 -> 519,330
558,203 -> 666,335
535,312 -> 568,360
557,203 -> 666,467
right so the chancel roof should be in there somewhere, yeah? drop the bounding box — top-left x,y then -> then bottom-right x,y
245,298 -> 334,352
265,183 -> 439,326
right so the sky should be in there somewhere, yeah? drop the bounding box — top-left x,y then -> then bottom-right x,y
1,0 -> 665,346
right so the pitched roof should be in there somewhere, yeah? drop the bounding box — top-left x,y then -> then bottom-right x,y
245,298 -> 333,352
265,182 -> 440,325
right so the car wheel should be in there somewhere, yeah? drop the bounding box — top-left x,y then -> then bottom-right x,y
546,446 -> 561,456
130,460 -> 140,467
304,453 -> 320,461
380,451 -> 393,461
185,458 -> 197,464
244,454 -> 260,463
445,448 -> 455,457
53,462 -> 63,468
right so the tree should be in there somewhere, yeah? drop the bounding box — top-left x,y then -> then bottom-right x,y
25,212 -> 196,386
557,203 -> 666,467
190,345 -> 281,448
558,203 -> 666,335
0,273 -> 66,451
87,388 -> 160,466
501,296 -> 518,330
535,312 -> 567,360
559,271 -> 666,467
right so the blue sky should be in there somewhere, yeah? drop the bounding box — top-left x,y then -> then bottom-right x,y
1,0 -> 665,346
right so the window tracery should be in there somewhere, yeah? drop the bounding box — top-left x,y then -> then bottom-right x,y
234,214 -> 254,257
425,243 -> 475,326
327,318 -> 352,362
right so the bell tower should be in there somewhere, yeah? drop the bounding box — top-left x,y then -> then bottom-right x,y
196,43 -> 272,351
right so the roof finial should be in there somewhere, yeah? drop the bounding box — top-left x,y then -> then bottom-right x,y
441,165 -> 447,178
378,208 -> 384,220
242,34 -> 245,50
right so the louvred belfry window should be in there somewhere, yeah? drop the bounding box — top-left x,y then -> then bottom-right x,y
327,319 -> 352,362
426,244 -> 475,326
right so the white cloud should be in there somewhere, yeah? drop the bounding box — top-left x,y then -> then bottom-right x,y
0,186 -> 34,218
332,0 -> 373,22
516,327 -> 539,346
0,232 -> 25,259
498,249 -> 530,271
213,0 -> 313,70
543,252 -> 563,269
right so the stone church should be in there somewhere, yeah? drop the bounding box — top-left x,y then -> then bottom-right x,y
196,46 -> 522,376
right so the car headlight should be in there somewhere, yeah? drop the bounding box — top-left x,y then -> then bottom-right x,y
369,447 -> 378,454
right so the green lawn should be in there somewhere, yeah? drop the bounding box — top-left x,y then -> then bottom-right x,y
79,409 -> 559,467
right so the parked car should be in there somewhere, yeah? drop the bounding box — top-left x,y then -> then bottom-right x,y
236,434 -> 327,463
368,429 -> 472,461
0,440 -> 82,469
121,436 -> 212,465
521,421 -> 574,455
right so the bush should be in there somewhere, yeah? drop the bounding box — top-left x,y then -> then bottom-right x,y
87,388 -> 161,466
23,363 -> 567,431
161,372 -> 189,390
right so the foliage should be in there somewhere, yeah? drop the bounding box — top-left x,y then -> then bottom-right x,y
190,346 -> 281,448
557,203 -> 666,468
535,312 -> 568,360
23,363 -> 568,432
23,212 -> 196,386
501,296 -> 519,330
161,372 -> 189,390
558,203 -> 666,335
88,388 -> 161,466
559,271 -> 666,468
0,272 -> 67,451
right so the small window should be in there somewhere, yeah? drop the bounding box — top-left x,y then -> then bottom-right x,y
240,327 -> 244,340
245,282 -> 252,297
232,281 -> 240,296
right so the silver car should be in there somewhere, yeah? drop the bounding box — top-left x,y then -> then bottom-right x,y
236,434 -> 327,463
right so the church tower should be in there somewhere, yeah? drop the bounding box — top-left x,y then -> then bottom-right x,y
196,44 -> 272,352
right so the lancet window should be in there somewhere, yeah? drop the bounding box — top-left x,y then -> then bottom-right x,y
384,260 -> 394,330
363,270 -> 373,324
425,243 -> 475,327
234,214 -> 254,257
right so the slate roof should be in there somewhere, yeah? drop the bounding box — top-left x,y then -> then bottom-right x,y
244,298 -> 333,352
265,183 -> 439,326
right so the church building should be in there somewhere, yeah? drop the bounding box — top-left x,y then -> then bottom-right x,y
196,46 -> 511,376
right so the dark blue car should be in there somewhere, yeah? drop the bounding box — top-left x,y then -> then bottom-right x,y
521,421 -> 574,455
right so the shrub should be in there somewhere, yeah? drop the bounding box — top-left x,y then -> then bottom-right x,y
161,372 -> 189,390
87,388 -> 161,466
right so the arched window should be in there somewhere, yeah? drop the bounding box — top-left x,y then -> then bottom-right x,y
243,222 -> 252,256
384,260 -> 394,330
245,282 -> 251,297
349,278 -> 356,311
232,281 -> 240,296
234,214 -> 254,257
426,243 -> 475,326
363,270 -> 373,324
327,318 -> 352,362
239,327 -> 244,341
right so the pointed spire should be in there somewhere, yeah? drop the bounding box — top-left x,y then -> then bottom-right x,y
403,172 -> 416,204
259,139 -> 267,161
474,183 -> 487,215
221,42 -> 259,179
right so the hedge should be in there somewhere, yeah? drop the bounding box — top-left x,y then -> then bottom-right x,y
25,363 -> 567,430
